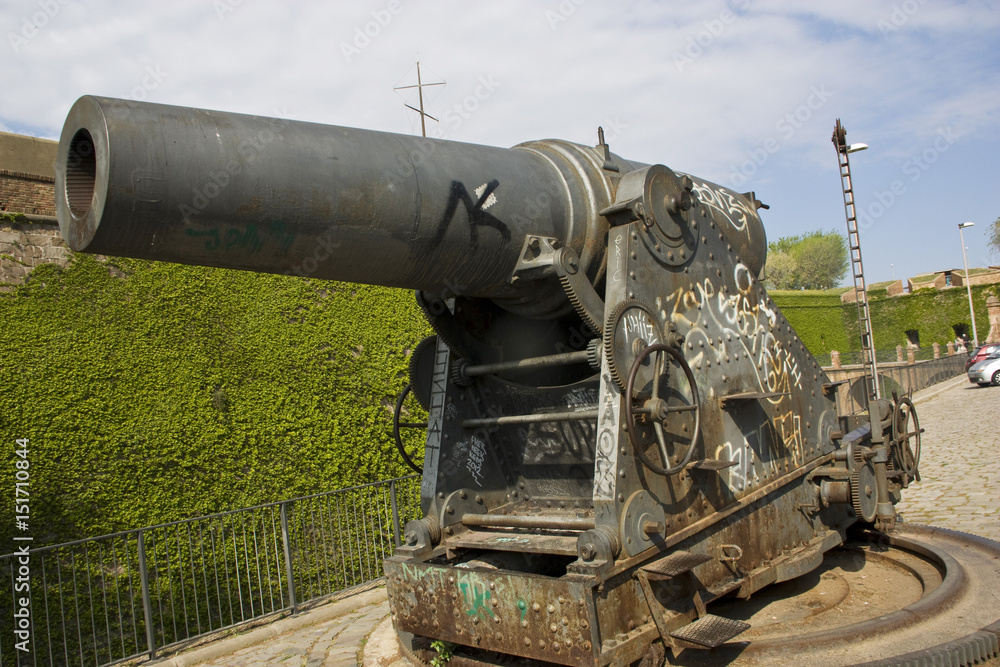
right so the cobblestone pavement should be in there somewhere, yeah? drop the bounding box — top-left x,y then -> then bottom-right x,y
194,600 -> 388,667
182,375 -> 999,666
896,375 -> 1000,541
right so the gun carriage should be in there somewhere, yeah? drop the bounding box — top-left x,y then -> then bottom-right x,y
56,96 -> 923,666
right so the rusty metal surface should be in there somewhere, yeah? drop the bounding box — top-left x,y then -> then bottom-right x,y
641,551 -> 711,578
385,559 -> 599,666
448,531 -> 579,557
669,614 -> 751,648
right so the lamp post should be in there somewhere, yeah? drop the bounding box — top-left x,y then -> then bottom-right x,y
958,222 -> 978,347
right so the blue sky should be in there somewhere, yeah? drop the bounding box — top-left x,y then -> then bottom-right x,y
2,0 -> 998,284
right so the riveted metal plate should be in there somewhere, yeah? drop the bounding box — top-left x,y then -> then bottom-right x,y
670,613 -> 750,648
384,559 -> 599,666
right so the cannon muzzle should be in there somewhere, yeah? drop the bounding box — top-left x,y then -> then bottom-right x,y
55,96 -> 618,318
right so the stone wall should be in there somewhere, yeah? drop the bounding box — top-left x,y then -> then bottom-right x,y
0,219 -> 70,289
966,267 -> 1000,287
0,131 -> 67,289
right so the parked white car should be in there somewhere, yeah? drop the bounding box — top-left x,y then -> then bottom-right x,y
968,350 -> 1000,387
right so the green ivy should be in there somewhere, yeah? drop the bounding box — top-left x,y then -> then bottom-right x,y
846,284 -> 997,351
772,285 -> 997,356
0,254 -> 430,547
768,290 -> 852,357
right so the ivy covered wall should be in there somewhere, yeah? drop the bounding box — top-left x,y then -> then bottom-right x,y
766,290 -> 852,358
0,255 -> 430,546
772,285 -> 997,357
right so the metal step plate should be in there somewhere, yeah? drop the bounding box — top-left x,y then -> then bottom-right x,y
686,459 -> 740,471
642,550 -> 711,578
670,614 -> 751,648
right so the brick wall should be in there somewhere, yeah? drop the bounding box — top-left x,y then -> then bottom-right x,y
0,169 -> 56,216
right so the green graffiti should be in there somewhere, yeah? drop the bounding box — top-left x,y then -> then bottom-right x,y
185,220 -> 296,255
517,598 -> 528,622
459,582 -> 495,620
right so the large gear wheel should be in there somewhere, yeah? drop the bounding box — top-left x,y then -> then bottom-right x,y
890,395 -> 922,481
407,335 -> 438,410
604,298 -> 663,395
851,449 -> 879,523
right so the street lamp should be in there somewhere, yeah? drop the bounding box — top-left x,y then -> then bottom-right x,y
958,222 -> 978,347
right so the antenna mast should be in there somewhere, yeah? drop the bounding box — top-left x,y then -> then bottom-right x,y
394,61 -> 445,137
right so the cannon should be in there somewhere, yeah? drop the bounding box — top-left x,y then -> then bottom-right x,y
56,96 -> 923,666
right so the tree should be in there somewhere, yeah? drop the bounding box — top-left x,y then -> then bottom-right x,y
763,250 -> 799,290
792,231 -> 849,289
989,215 -> 1000,257
763,230 -> 848,290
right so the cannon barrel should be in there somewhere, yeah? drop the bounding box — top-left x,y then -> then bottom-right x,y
55,96 -> 622,318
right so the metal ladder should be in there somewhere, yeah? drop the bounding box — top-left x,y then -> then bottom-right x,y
833,119 -> 880,402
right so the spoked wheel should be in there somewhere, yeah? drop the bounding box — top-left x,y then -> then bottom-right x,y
889,395 -> 921,482
392,383 -> 427,474
624,343 -> 701,476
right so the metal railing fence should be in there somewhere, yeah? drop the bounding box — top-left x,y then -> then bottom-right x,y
818,346 -> 952,367
0,474 -> 421,667
823,354 -> 967,415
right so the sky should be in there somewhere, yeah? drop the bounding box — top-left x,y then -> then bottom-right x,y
2,0 -> 998,286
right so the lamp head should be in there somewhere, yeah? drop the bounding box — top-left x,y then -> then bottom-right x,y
958,222 -> 975,229
845,143 -> 868,154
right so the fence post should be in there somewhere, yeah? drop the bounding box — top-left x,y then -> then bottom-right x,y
390,480 -> 402,548
137,531 -> 157,660
279,502 -> 298,615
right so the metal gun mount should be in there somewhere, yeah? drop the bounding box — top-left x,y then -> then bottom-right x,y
56,96 -> 923,666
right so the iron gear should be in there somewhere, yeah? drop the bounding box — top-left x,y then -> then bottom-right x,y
604,298 -> 663,394
851,448 -> 878,523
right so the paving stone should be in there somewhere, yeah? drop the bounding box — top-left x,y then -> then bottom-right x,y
896,377 -> 1000,541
